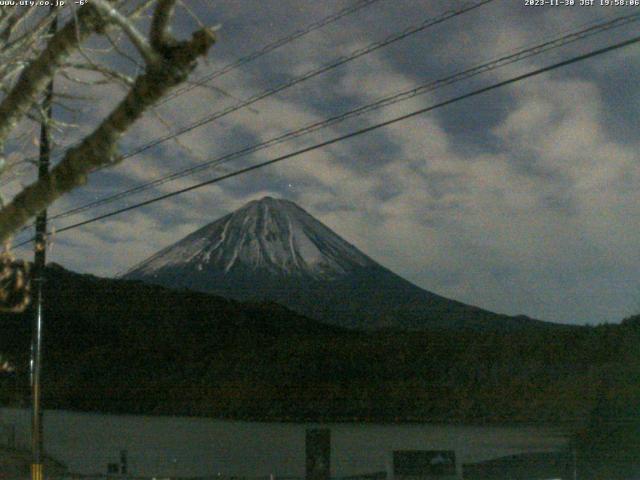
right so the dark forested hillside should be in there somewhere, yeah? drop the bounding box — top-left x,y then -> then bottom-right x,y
0,265 -> 638,429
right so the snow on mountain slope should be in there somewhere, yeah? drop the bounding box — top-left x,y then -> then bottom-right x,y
127,197 -> 375,280
124,196 -> 554,331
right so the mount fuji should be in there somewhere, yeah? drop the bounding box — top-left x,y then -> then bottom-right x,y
124,197 -> 549,331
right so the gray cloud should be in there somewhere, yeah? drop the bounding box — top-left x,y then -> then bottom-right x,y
7,0 -> 639,325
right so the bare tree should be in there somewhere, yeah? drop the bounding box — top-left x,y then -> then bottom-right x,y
0,0 -> 216,309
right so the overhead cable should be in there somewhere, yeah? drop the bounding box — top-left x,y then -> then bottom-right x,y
46,12 -> 640,223
13,33 -> 640,249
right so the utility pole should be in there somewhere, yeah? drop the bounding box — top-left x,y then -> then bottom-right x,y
31,7 -> 57,480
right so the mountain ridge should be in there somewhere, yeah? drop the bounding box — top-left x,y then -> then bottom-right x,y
124,196 -> 557,331
125,197 -> 375,280
4,263 -> 634,428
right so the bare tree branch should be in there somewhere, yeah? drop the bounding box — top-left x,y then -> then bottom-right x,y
0,5 -> 107,155
91,0 -> 161,66
0,4 -> 216,242
64,62 -> 135,87
150,0 -> 177,51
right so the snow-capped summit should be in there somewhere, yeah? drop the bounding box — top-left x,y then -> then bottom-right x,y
127,196 -> 374,280
124,197 -> 550,331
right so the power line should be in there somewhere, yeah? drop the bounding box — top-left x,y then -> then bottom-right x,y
115,0 -> 496,161
157,0 -> 387,106
13,0 -> 388,172
24,0 -> 495,180
44,12 -> 640,224
13,33 -> 640,249
12,0 -> 498,235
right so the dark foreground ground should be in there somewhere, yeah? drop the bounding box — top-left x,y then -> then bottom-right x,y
1,266 -> 639,478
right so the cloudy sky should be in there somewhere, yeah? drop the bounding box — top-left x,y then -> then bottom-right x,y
6,0 -> 640,325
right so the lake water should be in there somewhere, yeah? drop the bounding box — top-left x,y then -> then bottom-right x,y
0,408 -> 569,478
